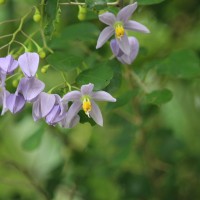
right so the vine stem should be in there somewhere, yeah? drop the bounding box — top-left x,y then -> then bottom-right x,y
7,10 -> 32,54
59,1 -> 119,6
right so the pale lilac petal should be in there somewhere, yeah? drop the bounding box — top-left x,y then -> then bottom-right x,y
119,37 -> 139,64
18,52 -> 39,77
81,83 -> 94,95
1,90 -> 9,115
64,101 -> 82,126
110,39 -> 123,57
55,94 -> 66,115
92,91 -> 116,102
0,55 -> 18,74
117,3 -> 137,22
62,91 -> 81,102
124,20 -> 150,33
90,100 -> 103,126
32,92 -> 56,121
116,33 -> 130,55
0,73 -> 6,88
6,93 -> 25,114
96,26 -> 114,49
46,105 -> 65,125
60,114 -> 80,128
99,12 -> 116,26
17,77 -> 45,102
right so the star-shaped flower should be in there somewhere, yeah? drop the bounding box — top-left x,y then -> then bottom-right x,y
96,2 -> 150,55
62,83 -> 116,127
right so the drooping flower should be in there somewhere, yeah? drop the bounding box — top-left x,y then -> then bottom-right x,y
16,77 -> 45,102
62,83 -> 116,126
0,55 -> 18,74
96,2 -> 149,55
6,93 -> 26,114
45,95 -> 67,125
32,92 -> 56,121
110,36 -> 139,65
18,52 -> 39,77
17,52 -> 45,102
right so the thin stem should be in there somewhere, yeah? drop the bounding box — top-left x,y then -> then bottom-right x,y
48,83 -> 65,94
59,1 -> 119,6
6,72 -> 21,81
0,18 -> 19,25
0,34 -> 13,39
8,10 -> 32,53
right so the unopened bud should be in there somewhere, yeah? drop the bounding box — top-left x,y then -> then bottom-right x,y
33,7 -> 41,22
12,79 -> 18,88
38,50 -> 46,59
41,65 -> 49,74
78,5 -> 87,21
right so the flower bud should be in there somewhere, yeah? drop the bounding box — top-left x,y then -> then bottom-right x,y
41,65 -> 49,74
78,5 -> 87,21
33,7 -> 41,22
38,49 -> 46,59
12,79 -> 19,88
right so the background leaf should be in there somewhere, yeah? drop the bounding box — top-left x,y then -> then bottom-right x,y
137,0 -> 165,5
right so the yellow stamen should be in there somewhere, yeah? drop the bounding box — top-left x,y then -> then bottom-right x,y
115,25 -> 124,39
82,98 -> 92,117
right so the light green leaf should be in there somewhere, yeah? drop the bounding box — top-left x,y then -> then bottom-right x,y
156,49 -> 200,79
76,62 -> 114,90
137,0 -> 165,5
22,125 -> 45,151
145,89 -> 173,105
47,53 -> 82,72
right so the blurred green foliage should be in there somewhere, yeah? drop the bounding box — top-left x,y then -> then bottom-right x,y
0,0 -> 200,199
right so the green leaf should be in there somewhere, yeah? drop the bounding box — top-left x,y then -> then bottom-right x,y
47,53 -> 82,72
156,49 -> 200,79
60,22 -> 99,42
145,89 -> 173,106
22,124 -> 45,151
76,61 -> 114,90
137,0 -> 165,5
79,110 -> 96,126
107,90 -> 138,110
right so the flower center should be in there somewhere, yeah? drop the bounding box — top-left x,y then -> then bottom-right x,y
115,24 -> 125,39
82,98 -> 91,117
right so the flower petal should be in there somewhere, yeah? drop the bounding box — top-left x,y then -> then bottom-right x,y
116,33 -> 130,55
0,55 -> 18,74
110,39 -> 123,57
62,91 -> 81,102
60,114 -> 80,128
81,83 -> 94,95
92,91 -> 116,102
124,20 -> 150,33
65,101 -> 82,125
119,36 -> 139,64
18,52 -> 39,77
96,26 -> 114,49
117,3 -> 137,22
99,12 -> 116,26
32,92 -> 56,121
17,77 -> 45,102
1,89 -> 9,115
6,93 -> 25,114
90,100 -> 103,126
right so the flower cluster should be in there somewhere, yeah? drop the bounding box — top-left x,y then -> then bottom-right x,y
0,52 -> 116,128
96,2 -> 150,65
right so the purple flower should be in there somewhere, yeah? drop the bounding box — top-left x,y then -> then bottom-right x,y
60,113 -> 80,129
110,36 -> 139,65
96,2 -> 149,55
62,83 -> 116,126
18,52 -> 39,77
17,52 -> 45,102
6,93 -> 26,114
45,95 -> 67,125
16,77 -> 45,102
0,55 -> 18,74
32,92 -> 56,121
0,73 -> 9,115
